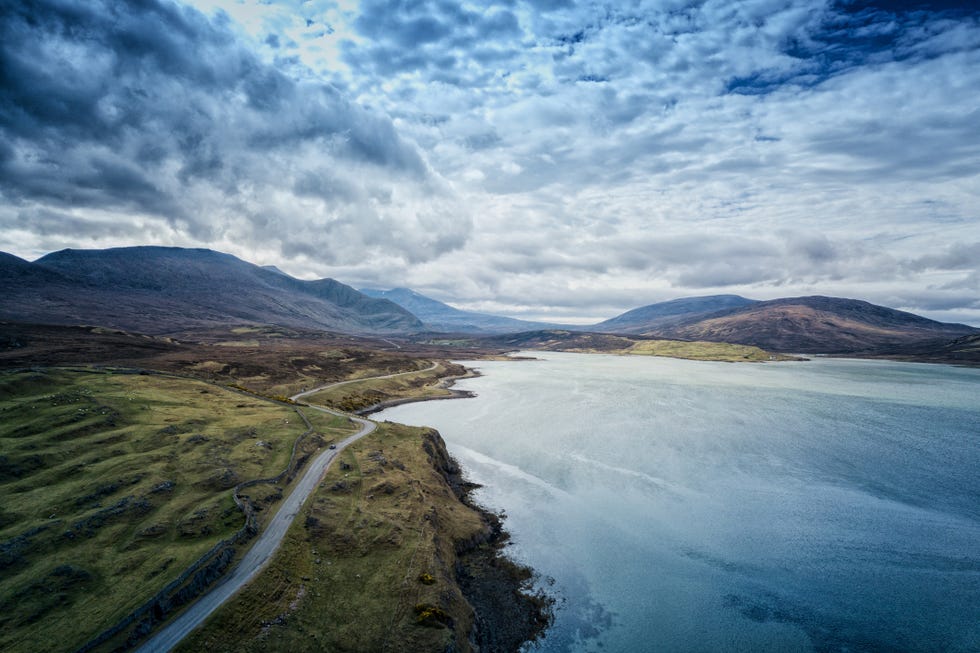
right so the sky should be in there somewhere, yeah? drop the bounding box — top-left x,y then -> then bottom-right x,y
1,0 -> 978,325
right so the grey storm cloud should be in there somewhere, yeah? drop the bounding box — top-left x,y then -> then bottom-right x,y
12,208 -> 148,239
909,242 -> 980,272
0,0 -> 468,264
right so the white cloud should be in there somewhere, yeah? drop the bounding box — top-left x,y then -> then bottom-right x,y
3,0 -> 979,325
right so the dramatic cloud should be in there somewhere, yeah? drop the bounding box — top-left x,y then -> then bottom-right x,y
2,0 -> 978,324
0,0 -> 469,267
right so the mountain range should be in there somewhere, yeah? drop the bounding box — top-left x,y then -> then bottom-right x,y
362,287 -> 977,354
0,247 -> 421,335
360,287 -> 568,334
2,246 -> 977,357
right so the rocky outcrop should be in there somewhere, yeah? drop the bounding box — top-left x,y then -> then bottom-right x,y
421,430 -> 553,652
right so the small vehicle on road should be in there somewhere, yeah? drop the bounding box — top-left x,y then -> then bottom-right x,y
328,444 -> 337,449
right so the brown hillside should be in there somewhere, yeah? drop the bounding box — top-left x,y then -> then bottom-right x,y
647,297 -> 977,353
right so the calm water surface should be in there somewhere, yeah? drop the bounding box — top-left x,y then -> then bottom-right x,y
376,353 -> 980,653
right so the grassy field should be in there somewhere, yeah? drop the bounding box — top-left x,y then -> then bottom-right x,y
0,369 -> 354,653
0,327 -> 551,652
468,330 -> 795,362
624,339 -> 793,361
178,422 -> 490,653
305,361 -> 468,412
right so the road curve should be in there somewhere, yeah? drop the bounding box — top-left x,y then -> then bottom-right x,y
136,362 -> 443,652
135,408 -> 374,652
290,361 -> 439,402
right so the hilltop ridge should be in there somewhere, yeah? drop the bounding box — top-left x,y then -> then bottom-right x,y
4,246 -> 977,359
636,295 -> 977,353
2,246 -> 421,335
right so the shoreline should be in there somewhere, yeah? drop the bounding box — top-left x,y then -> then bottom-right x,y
356,368 -> 482,416
454,491 -> 554,651
423,429 -> 555,652
370,365 -> 555,652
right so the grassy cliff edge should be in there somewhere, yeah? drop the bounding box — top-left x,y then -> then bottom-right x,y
0,326 -> 553,653
177,422 -> 551,653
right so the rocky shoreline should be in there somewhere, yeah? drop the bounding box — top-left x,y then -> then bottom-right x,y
372,363 -> 554,651
422,430 -> 554,652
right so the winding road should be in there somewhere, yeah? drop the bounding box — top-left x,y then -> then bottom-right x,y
290,360 -> 439,402
135,362 -> 438,652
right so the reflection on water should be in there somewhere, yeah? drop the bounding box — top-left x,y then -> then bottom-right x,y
376,353 -> 980,653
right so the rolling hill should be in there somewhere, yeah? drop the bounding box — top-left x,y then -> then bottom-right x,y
641,296 -> 978,353
594,295 -> 757,334
1,247 -> 422,335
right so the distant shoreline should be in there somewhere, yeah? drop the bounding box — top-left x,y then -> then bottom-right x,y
370,367 -> 555,651
356,369 -> 482,416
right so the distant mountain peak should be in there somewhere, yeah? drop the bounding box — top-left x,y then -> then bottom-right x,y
596,294 -> 757,333
261,264 -> 289,276
639,294 -> 979,353
360,287 -> 571,334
